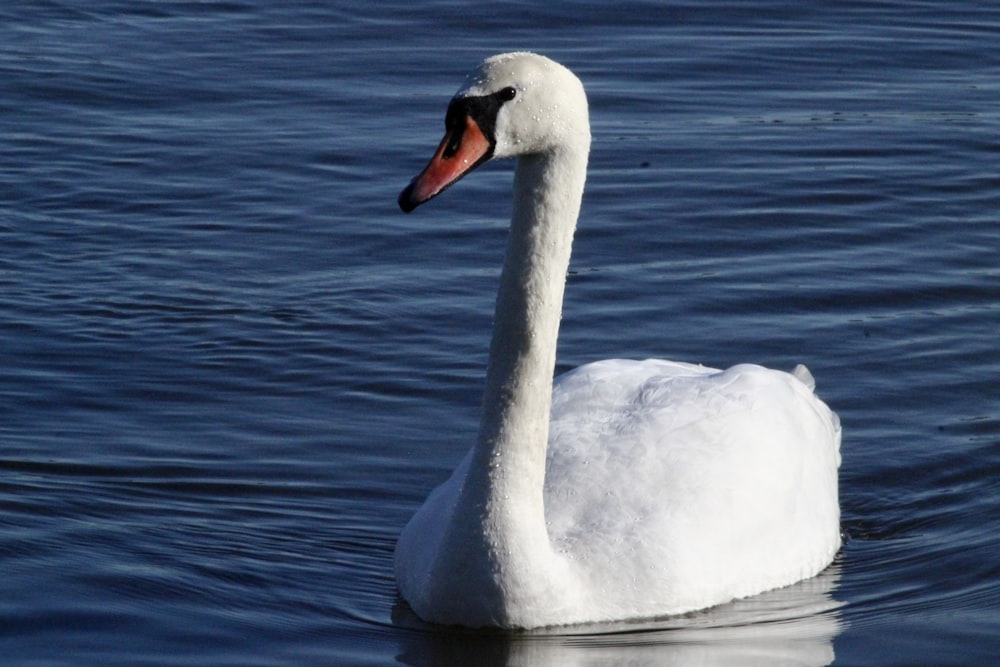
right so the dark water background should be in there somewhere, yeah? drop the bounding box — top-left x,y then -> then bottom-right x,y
2,1 -> 998,664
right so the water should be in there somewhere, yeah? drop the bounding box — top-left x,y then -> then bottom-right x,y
2,1 -> 998,664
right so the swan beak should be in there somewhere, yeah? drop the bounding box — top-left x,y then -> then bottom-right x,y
399,115 -> 493,212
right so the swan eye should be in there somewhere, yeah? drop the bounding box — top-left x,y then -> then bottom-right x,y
498,86 -> 517,102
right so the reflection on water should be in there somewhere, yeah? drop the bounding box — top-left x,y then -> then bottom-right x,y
394,562 -> 843,666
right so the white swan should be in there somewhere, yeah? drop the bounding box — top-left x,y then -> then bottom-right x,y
395,52 -> 841,629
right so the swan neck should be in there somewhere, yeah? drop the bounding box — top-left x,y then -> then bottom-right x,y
471,144 -> 588,515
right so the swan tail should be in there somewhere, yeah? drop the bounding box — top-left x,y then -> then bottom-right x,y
791,363 -> 816,391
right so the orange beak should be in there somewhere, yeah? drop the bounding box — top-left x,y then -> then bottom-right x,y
398,114 -> 493,212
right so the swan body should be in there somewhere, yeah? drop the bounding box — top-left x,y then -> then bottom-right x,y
395,52 -> 841,629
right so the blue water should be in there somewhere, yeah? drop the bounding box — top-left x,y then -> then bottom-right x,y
2,1 -> 998,664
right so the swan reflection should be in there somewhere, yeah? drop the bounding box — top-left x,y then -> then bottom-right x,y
394,562 -> 843,666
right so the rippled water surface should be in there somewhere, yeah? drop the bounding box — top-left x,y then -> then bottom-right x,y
2,1 -> 998,665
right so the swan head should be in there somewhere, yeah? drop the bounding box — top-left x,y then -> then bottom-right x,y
399,52 -> 590,212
